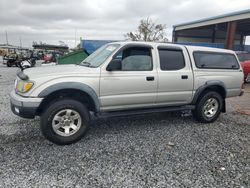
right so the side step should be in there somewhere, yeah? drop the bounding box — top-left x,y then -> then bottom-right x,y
96,105 -> 195,119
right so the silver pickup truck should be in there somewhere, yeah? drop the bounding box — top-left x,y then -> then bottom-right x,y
10,42 -> 244,145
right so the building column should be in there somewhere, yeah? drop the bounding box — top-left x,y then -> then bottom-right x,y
172,30 -> 177,43
225,21 -> 237,49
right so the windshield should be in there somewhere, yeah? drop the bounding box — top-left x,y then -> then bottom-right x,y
80,44 -> 120,67
237,53 -> 250,62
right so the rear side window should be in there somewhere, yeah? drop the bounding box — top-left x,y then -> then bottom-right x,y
193,51 -> 239,69
158,49 -> 185,70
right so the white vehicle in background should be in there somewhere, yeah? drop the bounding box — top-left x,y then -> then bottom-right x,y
10,42 -> 244,145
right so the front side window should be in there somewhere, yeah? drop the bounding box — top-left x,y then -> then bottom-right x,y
194,51 -> 239,69
158,49 -> 185,70
113,47 -> 153,71
80,44 -> 120,67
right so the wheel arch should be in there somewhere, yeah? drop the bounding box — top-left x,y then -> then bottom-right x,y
37,82 -> 100,115
192,81 -> 227,112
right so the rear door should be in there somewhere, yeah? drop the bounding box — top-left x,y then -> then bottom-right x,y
156,46 -> 194,105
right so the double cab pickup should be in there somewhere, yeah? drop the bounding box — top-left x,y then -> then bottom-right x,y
10,42 -> 244,144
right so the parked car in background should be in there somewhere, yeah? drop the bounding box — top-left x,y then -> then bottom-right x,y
10,42 -> 244,145
4,53 -> 19,67
4,51 -> 36,68
43,53 -> 55,63
43,52 -> 63,63
236,51 -> 250,82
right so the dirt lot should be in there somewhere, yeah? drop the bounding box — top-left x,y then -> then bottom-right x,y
0,63 -> 249,187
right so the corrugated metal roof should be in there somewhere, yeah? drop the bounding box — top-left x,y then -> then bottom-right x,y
173,9 -> 250,31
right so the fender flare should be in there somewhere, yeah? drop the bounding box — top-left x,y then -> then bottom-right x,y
192,80 -> 227,105
38,82 -> 100,112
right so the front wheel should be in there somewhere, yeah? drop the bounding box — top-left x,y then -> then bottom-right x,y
40,99 -> 90,145
192,91 -> 223,123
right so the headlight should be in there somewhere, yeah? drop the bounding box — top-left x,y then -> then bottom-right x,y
16,80 -> 34,93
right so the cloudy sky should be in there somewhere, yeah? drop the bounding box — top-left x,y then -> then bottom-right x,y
0,0 -> 250,48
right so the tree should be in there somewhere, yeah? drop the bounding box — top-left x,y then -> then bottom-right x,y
124,18 -> 168,42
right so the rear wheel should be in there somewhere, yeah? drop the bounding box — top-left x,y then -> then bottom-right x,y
40,99 -> 90,145
192,91 -> 223,123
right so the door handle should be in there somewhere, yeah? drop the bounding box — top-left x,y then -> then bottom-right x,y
181,75 -> 188,79
146,76 -> 154,81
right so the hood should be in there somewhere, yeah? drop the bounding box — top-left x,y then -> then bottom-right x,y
23,64 -> 98,79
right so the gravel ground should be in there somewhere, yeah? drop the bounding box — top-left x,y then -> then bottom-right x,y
0,63 -> 249,187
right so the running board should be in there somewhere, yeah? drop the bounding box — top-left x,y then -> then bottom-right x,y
96,105 -> 195,119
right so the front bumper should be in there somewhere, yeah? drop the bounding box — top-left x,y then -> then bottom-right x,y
10,90 -> 43,119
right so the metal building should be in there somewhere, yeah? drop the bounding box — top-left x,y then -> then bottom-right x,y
173,9 -> 250,50
32,43 -> 69,52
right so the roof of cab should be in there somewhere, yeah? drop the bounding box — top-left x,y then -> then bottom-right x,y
110,41 -> 235,54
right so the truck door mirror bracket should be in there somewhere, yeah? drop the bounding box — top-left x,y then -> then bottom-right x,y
107,59 -> 121,71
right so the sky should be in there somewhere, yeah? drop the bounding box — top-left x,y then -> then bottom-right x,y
0,0 -> 250,48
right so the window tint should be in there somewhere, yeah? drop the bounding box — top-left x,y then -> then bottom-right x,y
194,51 -> 239,69
114,47 -> 152,71
158,49 -> 185,70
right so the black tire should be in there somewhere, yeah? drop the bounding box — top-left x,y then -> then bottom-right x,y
7,60 -> 12,67
192,91 -> 223,123
40,99 -> 90,145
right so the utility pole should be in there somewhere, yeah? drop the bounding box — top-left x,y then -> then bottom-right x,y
5,30 -> 9,45
75,29 -> 77,48
19,36 -> 22,48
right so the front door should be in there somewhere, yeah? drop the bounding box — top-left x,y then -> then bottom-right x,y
100,45 -> 158,111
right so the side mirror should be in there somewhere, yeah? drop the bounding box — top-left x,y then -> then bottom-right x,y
107,59 -> 121,71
